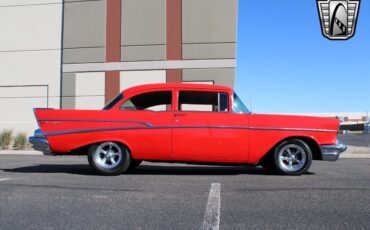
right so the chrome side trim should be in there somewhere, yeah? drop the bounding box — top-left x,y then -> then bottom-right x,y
38,119 -> 153,127
320,143 -> 347,161
43,126 -> 153,136
39,125 -> 338,137
248,126 -> 336,133
29,136 -> 53,155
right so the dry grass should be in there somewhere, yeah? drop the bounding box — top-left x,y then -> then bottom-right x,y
0,129 -> 13,150
14,132 -> 30,150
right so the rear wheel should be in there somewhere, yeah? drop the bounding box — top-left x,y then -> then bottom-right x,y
88,142 -> 131,175
270,139 -> 312,175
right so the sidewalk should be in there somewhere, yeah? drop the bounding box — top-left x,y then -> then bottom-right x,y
1,145 -> 369,158
340,145 -> 370,159
0,150 -> 42,156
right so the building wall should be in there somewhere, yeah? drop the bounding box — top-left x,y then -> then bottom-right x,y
0,0 -> 238,135
62,0 -> 239,109
0,0 -> 62,135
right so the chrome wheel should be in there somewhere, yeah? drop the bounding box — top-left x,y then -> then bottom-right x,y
93,142 -> 123,170
278,144 -> 307,172
272,139 -> 312,175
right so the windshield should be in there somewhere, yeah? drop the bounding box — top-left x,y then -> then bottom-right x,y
232,93 -> 250,114
103,94 -> 123,110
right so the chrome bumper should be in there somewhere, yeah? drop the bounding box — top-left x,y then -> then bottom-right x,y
320,143 -> 347,162
29,136 -> 53,155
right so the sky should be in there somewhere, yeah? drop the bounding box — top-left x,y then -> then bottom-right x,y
235,0 -> 370,114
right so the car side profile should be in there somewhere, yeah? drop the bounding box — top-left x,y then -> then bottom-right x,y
29,83 -> 346,175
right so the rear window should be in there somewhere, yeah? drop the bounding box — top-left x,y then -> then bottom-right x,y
120,91 -> 172,111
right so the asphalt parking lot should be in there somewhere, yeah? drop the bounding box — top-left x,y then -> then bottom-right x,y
0,155 -> 370,230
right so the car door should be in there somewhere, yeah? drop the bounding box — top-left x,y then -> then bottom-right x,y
117,89 -> 173,160
171,89 -> 249,163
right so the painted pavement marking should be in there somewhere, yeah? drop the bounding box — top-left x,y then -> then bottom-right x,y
202,183 -> 221,230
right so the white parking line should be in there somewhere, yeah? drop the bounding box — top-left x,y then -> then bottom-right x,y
202,183 -> 221,230
0,178 -> 11,182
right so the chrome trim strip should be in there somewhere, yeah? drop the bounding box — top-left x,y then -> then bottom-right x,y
248,126 -> 336,133
38,119 -> 153,127
43,126 -> 153,136
40,125 -> 337,137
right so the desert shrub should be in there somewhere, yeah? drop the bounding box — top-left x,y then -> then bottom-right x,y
14,132 -> 29,150
0,129 -> 13,150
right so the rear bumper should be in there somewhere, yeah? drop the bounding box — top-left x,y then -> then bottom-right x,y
320,143 -> 347,162
29,136 -> 53,155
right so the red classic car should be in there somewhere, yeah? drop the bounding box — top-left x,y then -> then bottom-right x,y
29,83 -> 346,175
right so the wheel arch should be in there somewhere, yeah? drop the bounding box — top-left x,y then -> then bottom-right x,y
70,139 -> 133,157
260,136 -> 322,163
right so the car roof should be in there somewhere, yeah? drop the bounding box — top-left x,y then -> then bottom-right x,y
122,83 -> 233,96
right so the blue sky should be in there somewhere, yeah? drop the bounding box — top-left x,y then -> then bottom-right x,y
235,0 -> 370,113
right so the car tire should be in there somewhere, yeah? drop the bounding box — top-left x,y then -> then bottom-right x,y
272,139 -> 312,175
88,142 -> 131,176
129,160 -> 142,169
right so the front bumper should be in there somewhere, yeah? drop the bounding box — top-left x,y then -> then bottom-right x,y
29,136 -> 53,155
320,143 -> 347,162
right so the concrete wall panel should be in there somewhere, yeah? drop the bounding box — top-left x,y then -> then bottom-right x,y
63,0 -> 106,48
63,48 -> 106,64
0,4 -> 62,51
75,72 -> 105,96
183,43 -> 236,60
75,96 -> 105,110
75,72 -> 105,109
61,97 -> 75,109
121,45 -> 166,61
183,0 -> 238,43
61,73 -> 76,109
0,0 -> 61,6
0,87 -> 61,135
120,70 -> 166,90
65,0 -> 101,2
121,0 -> 166,46
0,51 -> 61,96
182,68 -> 235,88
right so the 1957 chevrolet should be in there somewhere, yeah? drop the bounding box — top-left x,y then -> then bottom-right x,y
29,83 -> 346,175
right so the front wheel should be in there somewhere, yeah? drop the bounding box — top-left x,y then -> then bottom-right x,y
272,139 -> 312,175
88,142 -> 131,175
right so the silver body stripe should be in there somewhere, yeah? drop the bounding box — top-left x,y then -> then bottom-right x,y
39,125 -> 336,137
38,119 -> 153,127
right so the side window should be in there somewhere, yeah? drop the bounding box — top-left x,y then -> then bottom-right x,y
120,91 -> 172,111
178,91 -> 229,112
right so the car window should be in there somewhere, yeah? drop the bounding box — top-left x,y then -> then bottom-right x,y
232,93 -> 250,114
120,91 -> 172,111
178,91 -> 228,112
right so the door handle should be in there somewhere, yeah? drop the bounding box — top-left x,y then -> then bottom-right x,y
174,113 -> 186,117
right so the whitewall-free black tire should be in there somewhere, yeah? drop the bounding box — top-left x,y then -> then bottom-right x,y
87,142 -> 131,176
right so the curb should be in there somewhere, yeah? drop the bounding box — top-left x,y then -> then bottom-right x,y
0,151 -> 43,156
340,154 -> 370,159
